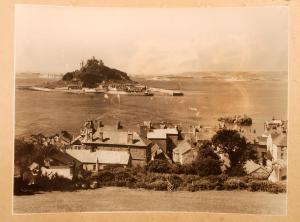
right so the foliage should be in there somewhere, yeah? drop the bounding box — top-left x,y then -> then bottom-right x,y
145,159 -> 173,173
146,180 -> 168,191
248,181 -> 286,193
223,178 -> 247,190
35,174 -> 75,191
193,141 -> 222,176
212,129 -> 258,176
62,72 -> 75,81
62,57 -> 132,88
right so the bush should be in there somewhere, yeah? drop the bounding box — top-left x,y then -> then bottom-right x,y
187,179 -> 216,191
167,174 -> 183,189
225,165 -> 247,177
97,171 -> 115,185
248,181 -> 286,193
224,178 -> 247,190
35,174 -> 75,191
147,180 -> 168,191
145,160 -> 172,173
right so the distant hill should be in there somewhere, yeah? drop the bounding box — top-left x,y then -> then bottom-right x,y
138,71 -> 288,82
62,57 -> 132,88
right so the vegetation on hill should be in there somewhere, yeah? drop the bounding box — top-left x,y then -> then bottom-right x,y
62,57 -> 132,88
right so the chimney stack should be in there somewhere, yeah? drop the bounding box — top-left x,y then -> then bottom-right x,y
96,120 -> 103,129
89,132 -> 93,141
127,132 -> 133,144
99,131 -> 104,142
116,121 -> 122,130
139,125 -> 148,138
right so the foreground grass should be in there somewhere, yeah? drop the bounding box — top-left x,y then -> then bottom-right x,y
14,187 -> 287,214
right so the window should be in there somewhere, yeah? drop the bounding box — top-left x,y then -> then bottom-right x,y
93,164 -> 96,171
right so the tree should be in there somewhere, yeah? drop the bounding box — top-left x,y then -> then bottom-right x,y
145,159 -> 172,173
62,72 -> 75,81
193,141 -> 222,176
211,129 -> 258,176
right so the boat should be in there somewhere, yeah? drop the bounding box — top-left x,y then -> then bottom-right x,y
170,90 -> 184,96
143,89 -> 154,96
30,86 -> 52,92
83,88 -> 97,93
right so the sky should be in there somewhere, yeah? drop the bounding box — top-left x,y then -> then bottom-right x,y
15,5 -> 288,75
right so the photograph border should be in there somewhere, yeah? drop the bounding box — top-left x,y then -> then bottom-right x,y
1,0 -> 299,221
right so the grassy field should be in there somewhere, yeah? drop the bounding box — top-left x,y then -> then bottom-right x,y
14,187 -> 287,214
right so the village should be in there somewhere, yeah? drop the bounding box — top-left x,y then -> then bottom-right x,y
14,116 -> 287,194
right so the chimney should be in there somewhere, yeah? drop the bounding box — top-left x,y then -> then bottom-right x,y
139,125 -> 148,138
116,121 -> 122,130
99,131 -> 104,142
80,128 -> 85,137
89,132 -> 93,141
96,120 -> 103,129
127,132 -> 133,144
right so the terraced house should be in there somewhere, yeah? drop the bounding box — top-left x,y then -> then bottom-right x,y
67,120 -> 152,170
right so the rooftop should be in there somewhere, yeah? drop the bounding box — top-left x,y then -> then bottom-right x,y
48,152 -> 81,166
245,160 -> 268,175
72,130 -> 151,147
66,149 -> 130,165
173,140 -> 193,155
147,128 -> 178,139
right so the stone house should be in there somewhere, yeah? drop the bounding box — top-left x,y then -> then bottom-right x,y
69,120 -> 152,167
147,128 -> 179,158
172,140 -> 196,165
266,132 -> 287,182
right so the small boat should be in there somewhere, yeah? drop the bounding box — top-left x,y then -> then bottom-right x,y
83,88 -> 97,93
171,90 -> 184,96
143,89 -> 154,96
30,86 -> 52,92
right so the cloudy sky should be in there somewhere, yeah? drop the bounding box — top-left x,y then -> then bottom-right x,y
15,5 -> 288,75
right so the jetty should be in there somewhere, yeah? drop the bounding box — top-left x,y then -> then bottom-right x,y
149,87 -> 184,96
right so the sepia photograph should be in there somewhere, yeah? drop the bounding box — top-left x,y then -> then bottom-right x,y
13,4 -> 288,215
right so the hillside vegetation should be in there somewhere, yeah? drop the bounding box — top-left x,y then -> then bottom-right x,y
62,57 -> 132,88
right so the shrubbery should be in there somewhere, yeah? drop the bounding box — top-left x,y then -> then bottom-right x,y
15,165 -> 286,194
76,166 -> 285,194
248,180 -> 286,193
145,160 -> 173,173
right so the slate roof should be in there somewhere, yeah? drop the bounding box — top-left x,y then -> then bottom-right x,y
245,160 -> 269,174
72,130 -> 151,147
150,143 -> 172,163
151,143 -> 161,155
66,149 -> 130,165
147,128 -> 178,139
173,140 -> 193,155
49,152 -> 81,166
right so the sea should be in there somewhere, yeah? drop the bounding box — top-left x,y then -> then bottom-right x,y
15,76 -> 288,137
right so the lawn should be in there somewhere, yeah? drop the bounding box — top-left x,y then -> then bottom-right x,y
13,187 -> 287,215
